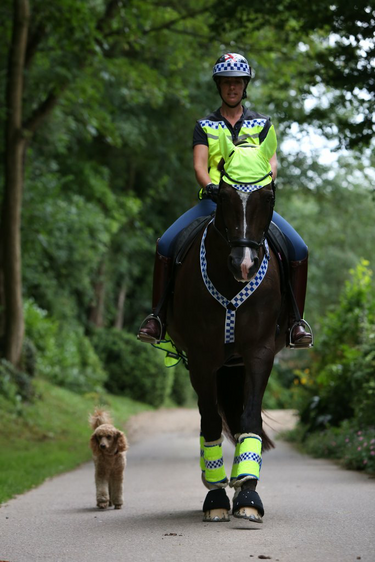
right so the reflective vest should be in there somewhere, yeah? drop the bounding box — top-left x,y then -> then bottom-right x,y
196,108 -> 276,184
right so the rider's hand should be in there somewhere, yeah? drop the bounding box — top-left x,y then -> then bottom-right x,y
198,183 -> 219,202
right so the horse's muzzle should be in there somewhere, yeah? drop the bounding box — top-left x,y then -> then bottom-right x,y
228,248 -> 259,282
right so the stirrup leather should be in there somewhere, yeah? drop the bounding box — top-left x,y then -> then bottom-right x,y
289,319 -> 314,349
137,314 -> 163,343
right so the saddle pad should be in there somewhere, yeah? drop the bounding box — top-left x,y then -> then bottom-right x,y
266,221 -> 289,294
173,214 -> 213,265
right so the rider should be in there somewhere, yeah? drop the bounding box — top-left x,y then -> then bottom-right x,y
138,53 -> 312,348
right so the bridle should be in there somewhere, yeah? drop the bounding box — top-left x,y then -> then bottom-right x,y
213,173 -> 275,252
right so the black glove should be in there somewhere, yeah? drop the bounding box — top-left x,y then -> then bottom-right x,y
198,183 -> 219,202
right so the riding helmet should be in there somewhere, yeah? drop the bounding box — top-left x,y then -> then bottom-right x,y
212,53 -> 252,99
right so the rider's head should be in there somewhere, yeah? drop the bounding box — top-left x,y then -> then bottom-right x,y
212,53 -> 252,108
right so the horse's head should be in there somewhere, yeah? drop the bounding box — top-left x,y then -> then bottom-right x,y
215,128 -> 276,282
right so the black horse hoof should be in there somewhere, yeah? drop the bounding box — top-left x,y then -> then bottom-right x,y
202,489 -> 230,522
232,489 -> 264,523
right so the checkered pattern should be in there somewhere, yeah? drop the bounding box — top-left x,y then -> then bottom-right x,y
213,61 -> 250,75
243,119 -> 267,128
231,183 -> 266,192
198,119 -> 226,130
200,221 -> 269,344
233,452 -> 262,466
205,458 -> 224,470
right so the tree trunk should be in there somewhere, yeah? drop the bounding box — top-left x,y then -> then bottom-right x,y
114,283 -> 127,329
88,261 -> 106,328
1,0 -> 30,365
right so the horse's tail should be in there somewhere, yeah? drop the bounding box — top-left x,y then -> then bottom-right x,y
216,365 -> 275,451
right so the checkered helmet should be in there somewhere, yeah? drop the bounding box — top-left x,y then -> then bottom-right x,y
212,53 -> 252,82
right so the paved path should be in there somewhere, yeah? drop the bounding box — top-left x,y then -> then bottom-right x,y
1,409 -> 374,562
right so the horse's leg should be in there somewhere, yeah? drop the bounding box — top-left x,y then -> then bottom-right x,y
230,346 -> 275,523
189,361 -> 230,522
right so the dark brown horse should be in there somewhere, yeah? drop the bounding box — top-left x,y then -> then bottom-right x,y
167,138 -> 288,523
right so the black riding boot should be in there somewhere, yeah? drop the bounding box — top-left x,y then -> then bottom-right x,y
137,242 -> 173,344
289,256 -> 313,348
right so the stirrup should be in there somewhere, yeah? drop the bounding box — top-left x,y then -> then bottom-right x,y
137,314 -> 163,344
289,319 -> 314,349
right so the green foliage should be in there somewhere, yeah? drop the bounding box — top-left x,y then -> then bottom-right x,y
263,360 -> 296,409
24,299 -> 107,393
169,362 -> 195,407
287,421 -> 375,475
91,328 -> 175,407
0,359 -> 33,405
295,260 -> 375,431
212,0 -> 375,148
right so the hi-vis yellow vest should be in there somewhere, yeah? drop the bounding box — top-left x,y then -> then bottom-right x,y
196,109 -> 276,184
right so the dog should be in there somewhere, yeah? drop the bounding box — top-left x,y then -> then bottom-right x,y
89,409 -> 129,509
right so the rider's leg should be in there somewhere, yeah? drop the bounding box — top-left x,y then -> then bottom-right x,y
138,199 -> 216,343
272,212 -> 313,348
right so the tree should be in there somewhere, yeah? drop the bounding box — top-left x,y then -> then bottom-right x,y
212,0 -> 375,149
1,0 -> 30,365
0,0 -> 216,366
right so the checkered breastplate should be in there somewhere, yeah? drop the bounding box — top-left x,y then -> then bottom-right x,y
200,220 -> 269,344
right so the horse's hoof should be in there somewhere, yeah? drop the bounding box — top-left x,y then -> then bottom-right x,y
203,508 -> 230,522
233,506 -> 263,523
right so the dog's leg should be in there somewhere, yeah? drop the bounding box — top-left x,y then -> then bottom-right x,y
109,468 -> 124,509
95,465 -> 110,509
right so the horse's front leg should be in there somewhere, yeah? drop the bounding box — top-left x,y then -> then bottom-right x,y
230,344 -> 275,523
189,359 -> 230,522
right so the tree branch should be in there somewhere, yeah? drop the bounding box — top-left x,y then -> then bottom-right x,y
143,5 -> 214,35
97,0 -> 122,33
23,86 -> 67,135
25,22 -> 46,69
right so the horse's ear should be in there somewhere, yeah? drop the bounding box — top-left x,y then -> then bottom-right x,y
259,124 -> 277,160
218,127 -> 235,162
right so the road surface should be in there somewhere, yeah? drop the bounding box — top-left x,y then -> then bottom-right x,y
1,409 -> 374,562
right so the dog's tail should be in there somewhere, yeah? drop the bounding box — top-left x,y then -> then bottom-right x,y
89,408 -> 113,429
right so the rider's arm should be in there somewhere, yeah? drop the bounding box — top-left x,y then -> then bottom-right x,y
270,153 -> 277,180
193,144 -> 212,188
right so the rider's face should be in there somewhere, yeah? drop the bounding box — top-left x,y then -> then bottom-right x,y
219,77 -> 245,106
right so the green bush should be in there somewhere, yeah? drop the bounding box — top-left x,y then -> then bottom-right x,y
0,359 -> 33,404
170,361 -> 194,406
24,299 -> 106,393
296,260 -> 375,431
287,421 -> 375,475
91,328 -> 174,407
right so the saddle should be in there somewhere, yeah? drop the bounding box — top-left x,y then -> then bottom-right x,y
170,218 -> 291,368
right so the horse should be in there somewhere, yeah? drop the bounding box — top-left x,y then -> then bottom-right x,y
166,132 -> 288,523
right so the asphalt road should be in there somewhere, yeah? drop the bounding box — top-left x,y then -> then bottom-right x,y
1,409 -> 374,562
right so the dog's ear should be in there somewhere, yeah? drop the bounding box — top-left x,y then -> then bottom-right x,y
116,431 -> 128,453
90,433 -> 100,454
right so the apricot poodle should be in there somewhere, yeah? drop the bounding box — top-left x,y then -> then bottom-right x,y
89,409 -> 129,509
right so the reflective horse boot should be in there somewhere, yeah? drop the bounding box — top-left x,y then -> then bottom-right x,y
201,435 -> 230,522
230,433 -> 264,523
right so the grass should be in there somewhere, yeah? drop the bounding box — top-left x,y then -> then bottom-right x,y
0,378 -> 152,504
